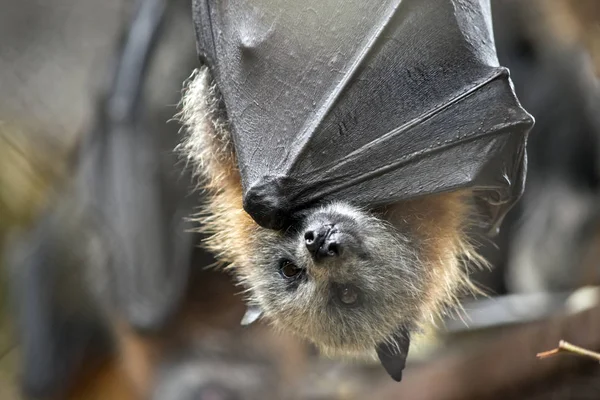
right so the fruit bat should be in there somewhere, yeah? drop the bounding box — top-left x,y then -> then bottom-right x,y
184,0 -> 533,382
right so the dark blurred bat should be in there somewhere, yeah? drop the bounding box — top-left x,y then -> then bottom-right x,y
76,0 -> 195,333
6,0 -> 203,397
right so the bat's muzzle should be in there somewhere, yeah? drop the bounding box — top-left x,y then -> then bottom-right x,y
304,224 -> 343,261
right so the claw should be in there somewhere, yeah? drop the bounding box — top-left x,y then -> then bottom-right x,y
240,305 -> 263,326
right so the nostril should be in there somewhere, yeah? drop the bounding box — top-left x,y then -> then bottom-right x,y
305,226 -> 342,260
305,230 -> 319,252
316,239 -> 341,259
304,230 -> 315,244
326,242 -> 340,256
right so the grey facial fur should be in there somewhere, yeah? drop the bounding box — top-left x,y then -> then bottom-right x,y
240,202 -> 424,356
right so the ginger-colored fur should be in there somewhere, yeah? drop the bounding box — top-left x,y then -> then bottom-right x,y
177,66 -> 483,355
380,191 -> 482,327
177,69 -> 254,270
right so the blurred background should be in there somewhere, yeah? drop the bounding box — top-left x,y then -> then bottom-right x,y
1,0 -> 600,399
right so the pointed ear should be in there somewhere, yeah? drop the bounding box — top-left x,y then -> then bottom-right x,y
376,326 -> 411,382
6,203 -> 113,399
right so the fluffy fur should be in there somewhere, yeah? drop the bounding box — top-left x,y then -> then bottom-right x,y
177,66 -> 482,357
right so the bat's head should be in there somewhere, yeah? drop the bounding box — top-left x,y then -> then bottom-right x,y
241,201 -> 434,378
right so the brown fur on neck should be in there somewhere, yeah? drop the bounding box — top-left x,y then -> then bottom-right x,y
378,190 -> 484,328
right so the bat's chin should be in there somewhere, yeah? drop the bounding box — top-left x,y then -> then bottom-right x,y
264,307 -> 409,356
242,268 -> 422,381
310,333 -> 389,357
271,313 -> 413,382
315,342 -> 379,359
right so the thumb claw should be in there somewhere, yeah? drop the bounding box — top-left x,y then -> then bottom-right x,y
240,305 -> 263,326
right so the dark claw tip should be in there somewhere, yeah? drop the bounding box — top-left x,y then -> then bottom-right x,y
243,179 -> 292,230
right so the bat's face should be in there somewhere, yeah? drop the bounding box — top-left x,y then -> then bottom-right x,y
243,202 -> 427,355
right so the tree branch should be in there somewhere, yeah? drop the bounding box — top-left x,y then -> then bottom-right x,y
537,340 -> 600,362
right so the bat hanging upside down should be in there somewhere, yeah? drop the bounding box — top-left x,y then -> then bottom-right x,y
178,67 -> 483,381
181,0 -> 532,382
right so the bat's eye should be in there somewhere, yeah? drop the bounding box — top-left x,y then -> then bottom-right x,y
338,284 -> 359,305
279,259 -> 303,279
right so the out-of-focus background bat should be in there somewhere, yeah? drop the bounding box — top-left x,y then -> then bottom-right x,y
3,0 -> 203,397
1,0 -> 600,399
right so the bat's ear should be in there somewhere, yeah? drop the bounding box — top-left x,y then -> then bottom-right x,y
376,326 -> 411,382
5,202 -> 113,399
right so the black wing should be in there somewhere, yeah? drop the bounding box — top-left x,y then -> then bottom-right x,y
192,0 -> 533,232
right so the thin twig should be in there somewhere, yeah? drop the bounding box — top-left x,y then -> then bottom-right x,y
536,347 -> 561,359
536,340 -> 600,362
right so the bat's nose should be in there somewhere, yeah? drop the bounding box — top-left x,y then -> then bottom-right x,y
305,225 -> 341,260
